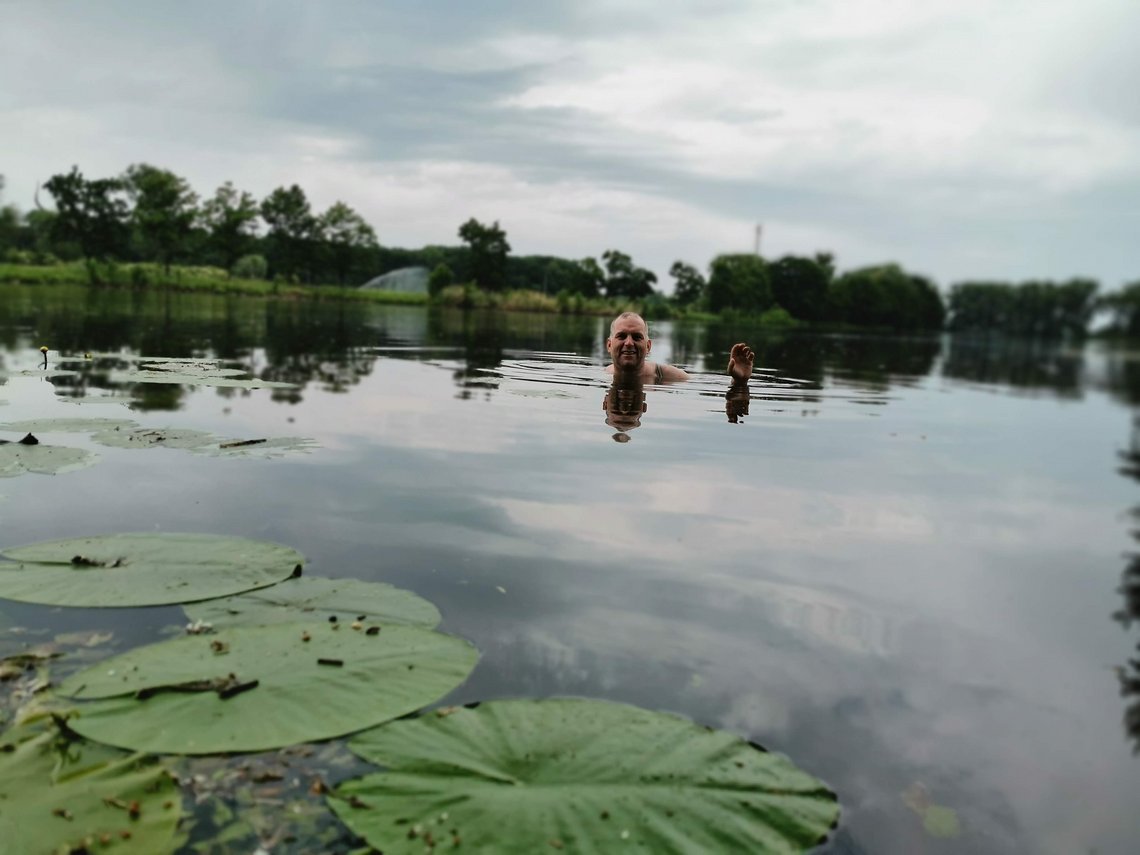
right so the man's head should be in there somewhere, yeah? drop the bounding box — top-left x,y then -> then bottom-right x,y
606,312 -> 651,372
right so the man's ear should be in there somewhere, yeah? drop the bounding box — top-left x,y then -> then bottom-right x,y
645,339 -> 652,353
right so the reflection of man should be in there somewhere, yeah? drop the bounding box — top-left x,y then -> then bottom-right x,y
603,376 -> 647,442
604,312 -> 757,428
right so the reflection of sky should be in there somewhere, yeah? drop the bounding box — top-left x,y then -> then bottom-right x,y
2,307 -> 1139,854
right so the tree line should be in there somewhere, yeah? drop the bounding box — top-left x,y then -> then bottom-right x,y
0,166 -> 1128,336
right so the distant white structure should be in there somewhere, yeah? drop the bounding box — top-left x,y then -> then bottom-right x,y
360,266 -> 429,293
754,223 -> 763,255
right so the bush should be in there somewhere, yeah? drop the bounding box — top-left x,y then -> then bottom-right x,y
232,254 -> 268,280
757,305 -> 799,328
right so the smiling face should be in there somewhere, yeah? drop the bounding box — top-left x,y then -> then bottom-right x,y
606,313 -> 652,373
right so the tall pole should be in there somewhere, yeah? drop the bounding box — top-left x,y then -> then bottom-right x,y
754,223 -> 762,256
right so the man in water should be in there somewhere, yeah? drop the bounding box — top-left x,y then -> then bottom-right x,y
605,311 -> 754,385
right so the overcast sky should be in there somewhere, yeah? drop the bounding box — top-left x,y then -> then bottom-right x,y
2,0 -> 1137,292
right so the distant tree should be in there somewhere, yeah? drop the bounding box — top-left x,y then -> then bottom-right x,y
949,278 -> 1095,337
768,255 -> 832,321
706,253 -> 772,314
122,164 -> 199,272
829,264 -> 944,330
317,201 -> 377,284
428,262 -> 454,297
43,166 -> 130,263
601,249 -> 657,299
669,260 -> 706,306
572,257 -> 605,298
201,181 -> 260,271
231,253 -> 268,280
457,218 -> 511,291
261,185 -> 317,280
1101,282 -> 1140,338
0,175 -> 19,254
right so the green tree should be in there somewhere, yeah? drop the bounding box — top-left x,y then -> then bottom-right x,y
768,255 -> 832,321
668,261 -> 705,306
428,262 -> 454,297
261,185 -> 317,280
601,249 -> 657,299
43,166 -> 130,264
0,175 -> 19,255
457,218 -> 511,291
829,264 -> 944,330
706,254 -> 772,314
122,164 -> 199,272
201,181 -> 260,271
318,201 -> 378,284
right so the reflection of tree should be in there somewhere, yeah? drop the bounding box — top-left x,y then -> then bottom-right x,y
1115,419 -> 1140,751
943,336 -> 1083,398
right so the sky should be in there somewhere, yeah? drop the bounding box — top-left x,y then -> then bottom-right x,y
1,0 -> 1138,293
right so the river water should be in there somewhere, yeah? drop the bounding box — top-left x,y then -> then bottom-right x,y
1,284 -> 1138,853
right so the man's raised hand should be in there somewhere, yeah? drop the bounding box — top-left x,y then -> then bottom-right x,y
727,342 -> 754,384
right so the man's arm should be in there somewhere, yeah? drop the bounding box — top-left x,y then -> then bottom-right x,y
727,342 -> 754,385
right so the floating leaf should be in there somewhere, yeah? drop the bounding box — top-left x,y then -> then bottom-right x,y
923,805 -> 961,838
140,361 -> 246,377
91,426 -> 218,450
0,720 -> 184,855
0,533 -> 304,607
0,417 -> 137,433
58,622 -> 478,754
203,436 -> 319,457
111,369 -> 297,389
184,576 -> 441,629
0,443 -> 99,478
335,698 -> 839,853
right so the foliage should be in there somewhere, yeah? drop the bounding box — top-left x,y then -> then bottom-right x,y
707,253 -> 772,314
43,166 -> 130,266
58,621 -> 479,754
427,262 -> 453,297
0,441 -> 99,478
317,201 -> 377,284
457,218 -> 511,291
201,181 -> 260,270
768,254 -> 832,322
599,249 -> 658,299
335,698 -> 839,854
829,264 -> 944,330
948,278 -> 1096,337
669,260 -> 705,306
0,719 -> 184,855
0,532 -> 303,607
122,163 -> 200,272
230,253 -> 267,279
260,184 -> 317,282
1099,280 -> 1140,338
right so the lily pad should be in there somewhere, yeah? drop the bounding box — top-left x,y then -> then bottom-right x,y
58,622 -> 478,754
0,417 -> 137,433
91,426 -> 218,450
111,369 -> 297,389
0,443 -> 99,478
335,698 -> 839,854
0,533 -> 304,607
0,720 -> 184,855
203,436 -> 320,457
184,577 -> 441,629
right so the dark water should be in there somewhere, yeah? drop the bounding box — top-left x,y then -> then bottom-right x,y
2,283 -> 1139,854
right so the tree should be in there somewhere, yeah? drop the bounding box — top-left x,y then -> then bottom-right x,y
829,264 -> 944,330
706,254 -> 772,314
317,201 -> 377,284
601,249 -> 657,299
768,255 -> 831,321
572,257 -> 605,298
122,164 -> 199,272
669,261 -> 705,306
428,263 -> 454,297
201,181 -> 260,271
261,185 -> 317,280
0,175 -> 19,255
43,166 -> 130,263
457,218 -> 511,291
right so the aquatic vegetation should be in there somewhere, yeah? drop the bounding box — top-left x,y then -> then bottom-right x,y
0,533 -> 304,607
0,442 -> 99,478
335,698 -> 840,853
184,576 -> 442,629
0,718 -> 184,854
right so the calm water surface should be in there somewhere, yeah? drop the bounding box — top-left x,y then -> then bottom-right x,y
2,284 -> 1139,854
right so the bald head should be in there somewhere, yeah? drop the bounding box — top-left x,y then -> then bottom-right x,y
610,312 -> 648,336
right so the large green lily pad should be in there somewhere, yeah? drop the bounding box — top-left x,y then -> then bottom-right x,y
0,533 -> 304,607
335,698 -> 839,853
91,426 -> 218,450
58,622 -> 478,754
0,443 -> 99,478
0,720 -> 184,854
184,576 -> 441,629
111,368 -> 296,389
